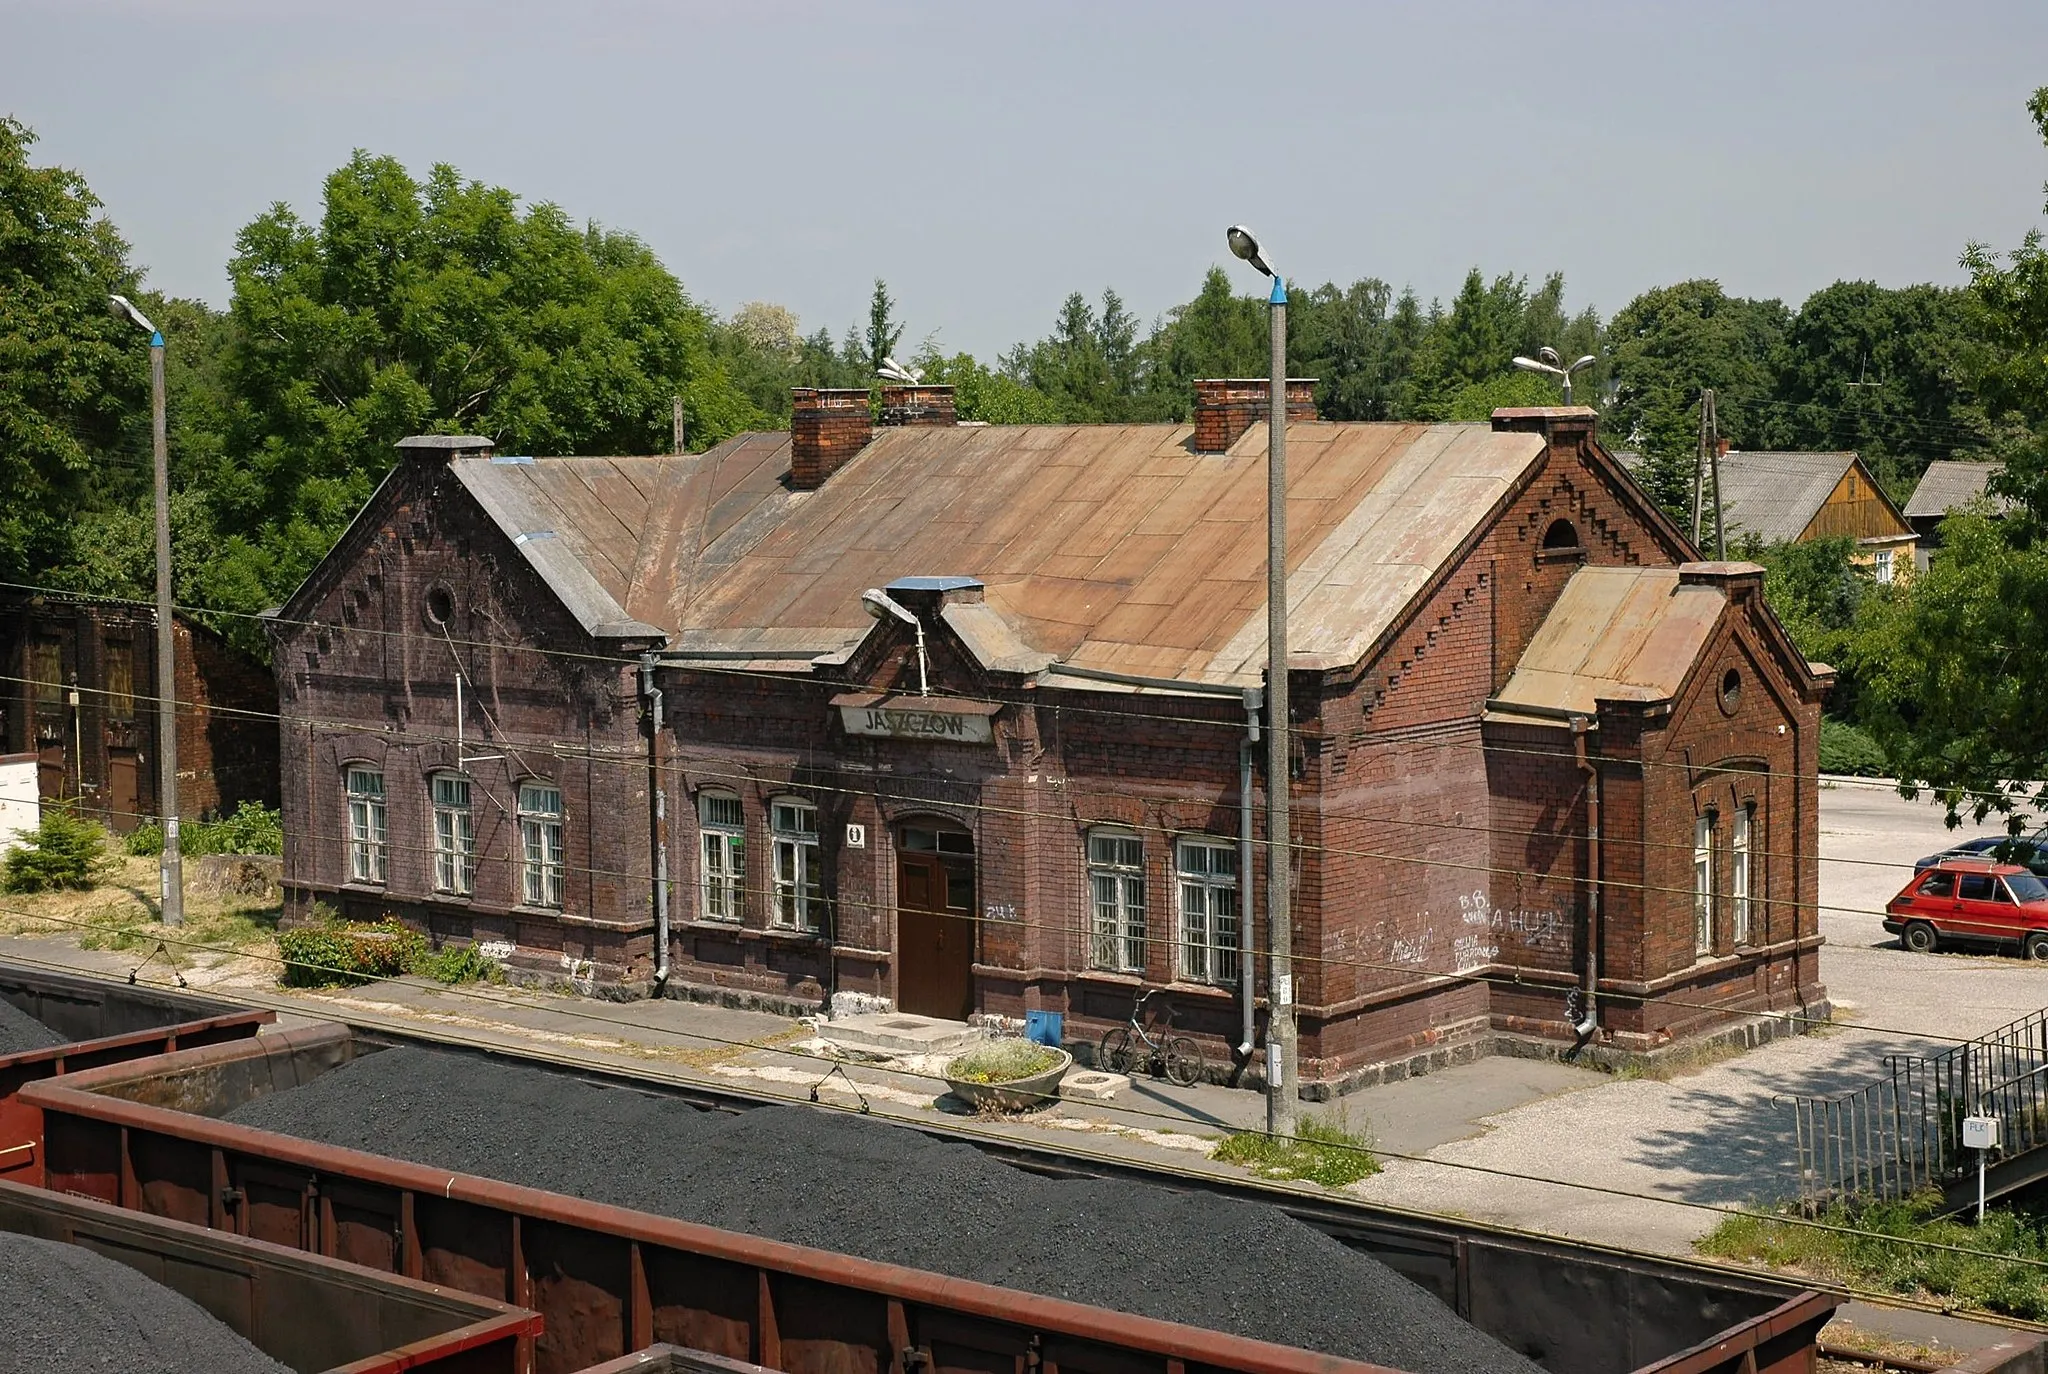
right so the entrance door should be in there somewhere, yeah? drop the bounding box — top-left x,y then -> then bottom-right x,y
896,826 -> 975,1020
106,749 -> 138,834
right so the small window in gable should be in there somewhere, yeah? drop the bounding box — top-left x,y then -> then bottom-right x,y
1541,518 -> 1581,550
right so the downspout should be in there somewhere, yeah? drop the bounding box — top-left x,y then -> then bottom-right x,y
640,654 -> 670,989
1239,687 -> 1263,1057
1571,714 -> 1600,1040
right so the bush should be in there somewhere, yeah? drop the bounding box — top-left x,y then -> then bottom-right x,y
1820,717 -> 1890,777
1,808 -> 109,893
278,918 -> 427,988
277,911 -> 500,988
128,803 -> 283,858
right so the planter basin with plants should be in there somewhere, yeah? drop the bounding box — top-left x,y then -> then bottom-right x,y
942,1039 -> 1072,1112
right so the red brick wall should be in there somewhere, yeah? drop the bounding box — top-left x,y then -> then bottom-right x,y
790,388 -> 873,489
1192,379 -> 1318,452
271,459 -> 655,986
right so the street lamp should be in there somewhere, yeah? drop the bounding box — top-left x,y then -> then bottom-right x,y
1511,346 -> 1599,406
109,293 -> 182,928
1224,224 -> 1297,1137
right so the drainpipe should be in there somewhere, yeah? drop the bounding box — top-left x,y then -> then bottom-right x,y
1239,688 -> 1263,1057
640,654 -> 671,989
1571,714 -> 1600,1040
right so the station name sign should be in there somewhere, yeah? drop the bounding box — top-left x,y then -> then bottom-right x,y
831,693 -> 997,745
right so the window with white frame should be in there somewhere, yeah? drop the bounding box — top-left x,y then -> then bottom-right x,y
770,798 -> 821,930
1874,548 -> 1896,585
699,792 -> 745,921
1176,837 -> 1239,985
1087,832 -> 1146,973
346,768 -> 387,884
518,782 -> 564,909
431,773 -> 475,895
1693,814 -> 1714,956
1731,805 -> 1753,946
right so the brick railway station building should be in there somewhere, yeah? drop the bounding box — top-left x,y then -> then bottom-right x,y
269,385 -> 1831,1089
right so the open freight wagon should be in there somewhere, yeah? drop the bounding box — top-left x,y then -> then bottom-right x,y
8,1019 -> 1835,1374
0,958 -> 271,1182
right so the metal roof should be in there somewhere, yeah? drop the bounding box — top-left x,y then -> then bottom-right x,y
1487,565 -> 1726,722
1713,451 -> 1858,544
1904,461 -> 2011,519
455,420 -> 1546,685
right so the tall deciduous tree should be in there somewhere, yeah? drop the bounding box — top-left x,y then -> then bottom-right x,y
0,118 -> 149,578
207,151 -> 757,631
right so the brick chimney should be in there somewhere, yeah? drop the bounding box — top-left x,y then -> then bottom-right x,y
879,384 -> 957,427
790,388 -> 872,490
396,434 -> 494,464
1191,378 -> 1317,453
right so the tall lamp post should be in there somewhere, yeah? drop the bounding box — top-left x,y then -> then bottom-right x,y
109,294 -> 181,928
1511,346 -> 1597,405
1225,225 -> 1297,1135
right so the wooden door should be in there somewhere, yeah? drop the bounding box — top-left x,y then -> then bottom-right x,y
897,853 -> 974,1020
106,749 -> 138,834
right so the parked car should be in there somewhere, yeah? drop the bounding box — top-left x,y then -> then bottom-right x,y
1915,825 -> 2048,879
1885,858 -> 2048,958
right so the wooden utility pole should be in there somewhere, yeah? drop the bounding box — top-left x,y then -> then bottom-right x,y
672,396 -> 686,456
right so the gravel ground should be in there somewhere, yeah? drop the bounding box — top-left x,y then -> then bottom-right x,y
226,1047 -> 1542,1374
0,1231 -> 293,1374
0,997 -> 63,1056
1350,779 -> 2033,1254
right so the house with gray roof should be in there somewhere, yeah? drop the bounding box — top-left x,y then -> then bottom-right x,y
1904,461 -> 2011,568
1713,450 -> 1916,582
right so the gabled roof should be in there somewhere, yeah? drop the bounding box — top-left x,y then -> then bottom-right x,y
1715,451 -> 1859,543
1904,460 -> 2012,519
1486,565 -> 1726,722
462,420 -> 1548,687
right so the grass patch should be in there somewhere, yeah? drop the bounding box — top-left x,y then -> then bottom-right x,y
125,802 -> 283,858
945,1039 -> 1063,1083
1213,1116 -> 1381,1187
1698,1191 -> 2048,1320
78,902 -> 279,958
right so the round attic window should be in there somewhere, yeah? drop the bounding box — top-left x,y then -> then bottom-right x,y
424,584 -> 455,628
1719,668 -> 1741,715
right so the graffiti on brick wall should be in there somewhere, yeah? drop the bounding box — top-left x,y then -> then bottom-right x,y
1377,890 -> 1569,975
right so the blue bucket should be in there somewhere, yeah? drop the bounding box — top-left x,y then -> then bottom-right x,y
1024,1010 -> 1064,1048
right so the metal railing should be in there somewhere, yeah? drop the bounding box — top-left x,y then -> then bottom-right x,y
1786,1006 -> 2048,1206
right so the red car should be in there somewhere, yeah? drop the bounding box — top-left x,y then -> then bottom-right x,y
1885,858 -> 2048,958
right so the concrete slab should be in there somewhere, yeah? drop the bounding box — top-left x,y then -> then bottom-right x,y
1061,1070 -> 1129,1100
818,1012 -> 981,1056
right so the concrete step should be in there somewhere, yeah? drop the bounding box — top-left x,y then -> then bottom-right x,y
819,1012 -> 982,1057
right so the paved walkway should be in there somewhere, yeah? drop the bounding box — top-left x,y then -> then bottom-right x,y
0,776 -> 2034,1357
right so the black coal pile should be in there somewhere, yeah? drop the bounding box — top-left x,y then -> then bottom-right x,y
0,1231 -> 293,1374
0,997 -> 64,1056
226,1048 -> 1542,1374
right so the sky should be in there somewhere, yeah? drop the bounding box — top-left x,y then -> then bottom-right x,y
7,0 -> 2048,360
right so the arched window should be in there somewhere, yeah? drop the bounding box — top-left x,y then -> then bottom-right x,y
344,765 -> 386,884
770,797 -> 821,930
698,791 -> 744,922
1541,518 -> 1581,550
430,772 -> 475,895
518,781 -> 564,909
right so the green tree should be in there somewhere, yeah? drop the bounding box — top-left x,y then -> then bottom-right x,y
1741,534 -> 1875,717
1854,87 -> 2048,825
0,118 -> 149,579
205,151 -> 759,638
865,278 -> 903,375
1606,281 -> 1789,515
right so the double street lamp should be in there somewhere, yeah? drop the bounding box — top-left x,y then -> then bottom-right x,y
108,294 -> 182,928
1511,346 -> 1598,405
1224,225 -> 1297,1136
